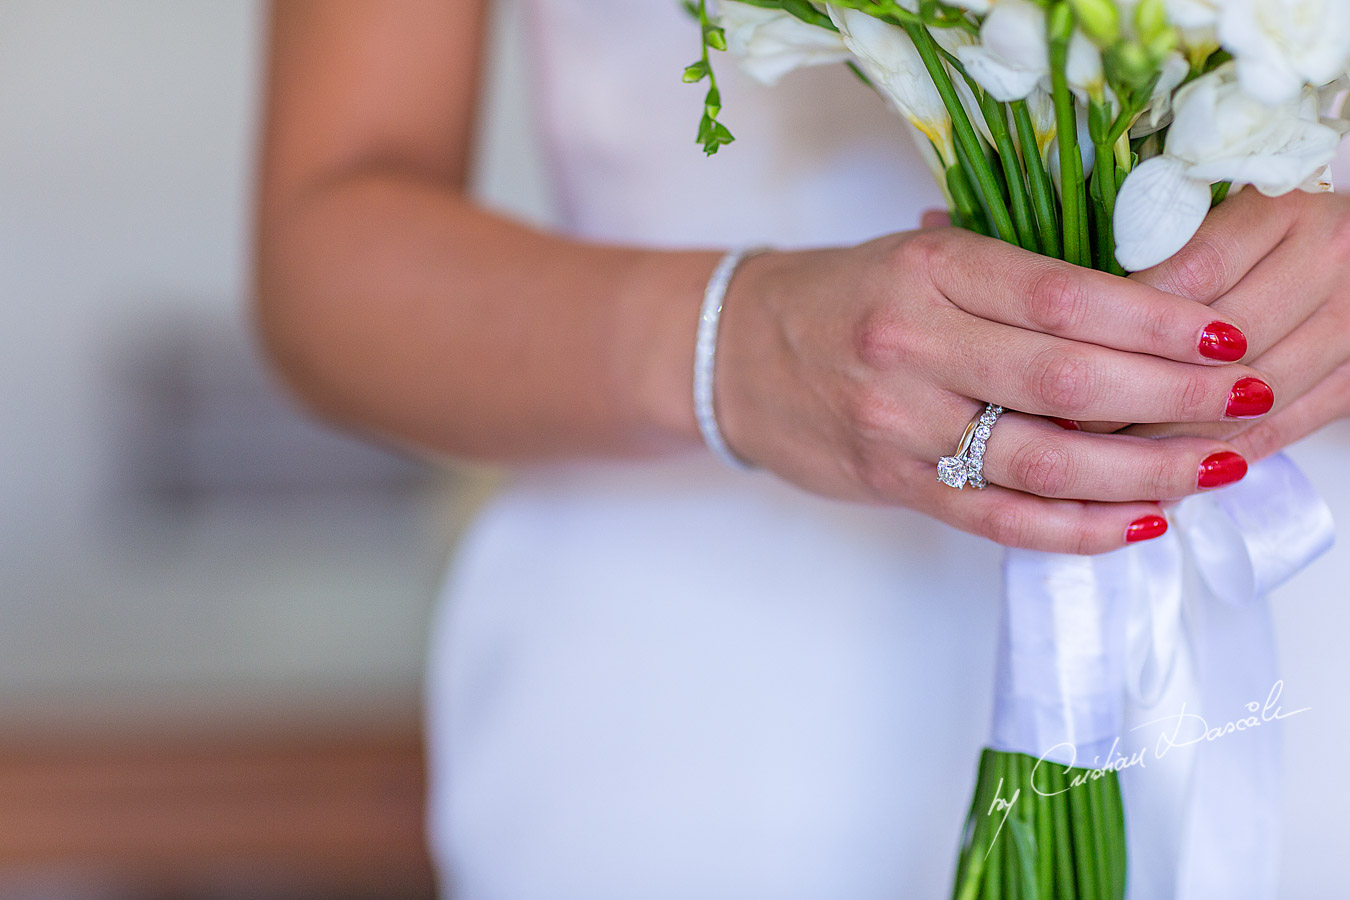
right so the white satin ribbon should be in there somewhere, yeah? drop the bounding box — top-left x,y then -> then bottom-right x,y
991,453 -> 1334,899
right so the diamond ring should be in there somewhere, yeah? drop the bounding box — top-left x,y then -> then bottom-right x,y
937,403 -> 1003,490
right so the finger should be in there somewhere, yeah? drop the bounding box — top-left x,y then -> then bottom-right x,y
971,413 -> 1246,502
929,230 -> 1249,365
931,311 -> 1275,424
1228,361 -> 1350,462
1121,304 -> 1350,442
907,458 -> 1169,554
1130,188 -> 1301,304
921,209 -> 952,229
1206,211 -> 1344,361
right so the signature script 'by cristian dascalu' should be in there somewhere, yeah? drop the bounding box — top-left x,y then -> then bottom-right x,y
982,679 -> 1309,852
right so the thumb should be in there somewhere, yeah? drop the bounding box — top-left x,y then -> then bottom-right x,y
920,208 -> 952,229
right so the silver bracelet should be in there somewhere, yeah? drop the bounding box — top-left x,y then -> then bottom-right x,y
694,247 -> 766,471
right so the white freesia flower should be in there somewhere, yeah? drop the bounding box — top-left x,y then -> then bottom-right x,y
1165,0 -> 1219,29
1114,157 -> 1214,270
956,0 -> 1047,101
955,0 -> 1106,102
828,6 -> 957,161
1167,65 -> 1342,191
1164,0 -> 1221,55
717,0 -> 852,86
1131,52 -> 1192,136
1025,87 -> 1059,158
1114,63 -> 1344,270
1048,102 -> 1097,187
1219,0 -> 1350,106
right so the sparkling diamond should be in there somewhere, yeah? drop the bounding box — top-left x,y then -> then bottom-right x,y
975,424 -> 992,441
938,456 -> 969,489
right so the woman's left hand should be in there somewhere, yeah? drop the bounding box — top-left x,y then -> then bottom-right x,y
1109,187 -> 1350,468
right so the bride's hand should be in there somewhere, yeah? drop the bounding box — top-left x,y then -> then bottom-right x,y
715,225 -> 1270,554
1118,189 -> 1350,460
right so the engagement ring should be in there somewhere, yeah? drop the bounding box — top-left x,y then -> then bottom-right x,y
938,403 -> 1003,490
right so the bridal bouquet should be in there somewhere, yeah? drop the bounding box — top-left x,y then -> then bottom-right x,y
682,0 -> 1350,896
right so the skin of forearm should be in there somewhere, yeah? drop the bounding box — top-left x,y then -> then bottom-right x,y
255,168 -> 718,462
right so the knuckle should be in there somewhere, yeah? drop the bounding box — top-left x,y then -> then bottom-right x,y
1236,420 -> 1283,460
1030,349 -> 1095,416
1027,266 -> 1088,333
1167,236 -> 1229,301
1142,450 -> 1184,500
1008,439 -> 1076,497
1145,301 -> 1185,353
893,229 -> 949,279
976,500 -> 1035,548
853,453 -> 901,502
1069,525 -> 1114,557
852,312 -> 906,369
845,384 -> 905,442
1174,372 -> 1217,421
1326,214 -> 1350,266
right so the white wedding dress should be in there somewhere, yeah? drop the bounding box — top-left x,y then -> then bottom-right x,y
424,4 -> 1350,898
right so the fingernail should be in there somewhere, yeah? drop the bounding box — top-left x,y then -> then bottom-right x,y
1198,451 -> 1248,489
1199,321 -> 1247,362
1225,377 -> 1274,419
1126,515 -> 1169,543
1049,417 -> 1081,431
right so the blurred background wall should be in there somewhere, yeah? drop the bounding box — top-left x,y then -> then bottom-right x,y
2,2 -> 1349,899
0,1 -> 547,897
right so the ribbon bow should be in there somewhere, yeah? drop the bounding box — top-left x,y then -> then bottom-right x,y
992,452 -> 1334,899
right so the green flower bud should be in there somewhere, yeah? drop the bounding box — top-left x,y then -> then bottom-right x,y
1106,41 -> 1155,90
1134,0 -> 1171,47
1070,0 -> 1121,45
1048,2 -> 1076,42
703,23 -> 727,53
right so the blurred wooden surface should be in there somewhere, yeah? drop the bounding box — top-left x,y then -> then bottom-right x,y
0,726 -> 437,899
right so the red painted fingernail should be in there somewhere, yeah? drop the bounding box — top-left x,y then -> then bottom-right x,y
1049,417 -> 1081,431
1225,377 -> 1274,419
1126,515 -> 1169,543
1198,451 -> 1248,489
1199,322 -> 1247,362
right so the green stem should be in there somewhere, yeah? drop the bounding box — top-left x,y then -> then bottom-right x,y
1047,766 -> 1077,900
1011,100 -> 1062,259
955,135 -> 999,237
903,22 -> 1019,245
1048,7 -> 1088,267
954,750 -> 999,900
949,161 -> 992,237
1101,774 -> 1127,899
1088,100 -> 1120,273
1084,774 -> 1111,899
1212,181 -> 1232,206
983,756 -> 1005,900
1032,761 -> 1055,899
1066,772 -> 1098,899
979,91 -> 1039,252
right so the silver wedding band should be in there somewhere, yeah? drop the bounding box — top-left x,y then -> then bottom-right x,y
938,403 -> 1003,490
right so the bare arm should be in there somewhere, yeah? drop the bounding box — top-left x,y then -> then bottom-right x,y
255,0 -> 1269,554
255,0 -> 713,461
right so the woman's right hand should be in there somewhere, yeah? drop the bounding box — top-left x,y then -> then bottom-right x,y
714,225 -> 1273,554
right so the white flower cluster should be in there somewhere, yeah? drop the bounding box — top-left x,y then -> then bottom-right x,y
712,0 -> 1350,271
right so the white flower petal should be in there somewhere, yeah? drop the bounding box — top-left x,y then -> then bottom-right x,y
1114,156 -> 1214,271
956,0 -> 1048,102
827,6 -> 954,156
719,0 -> 852,86
1164,64 -> 1345,196
957,45 -> 1045,101
1219,0 -> 1350,107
